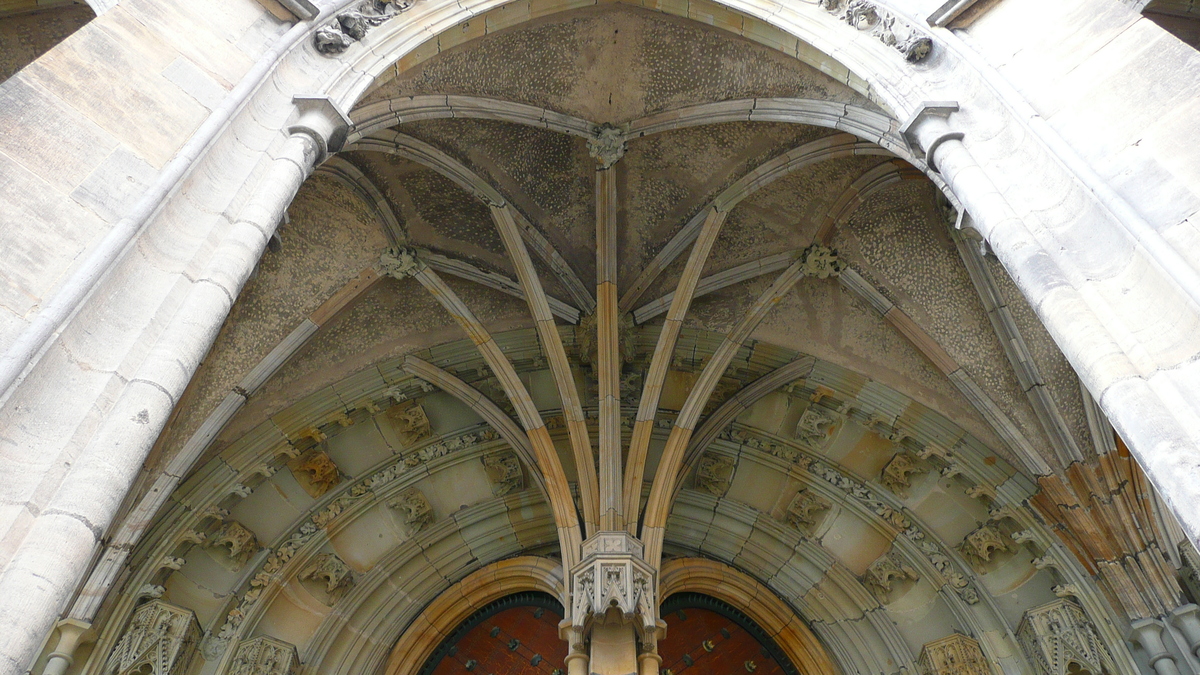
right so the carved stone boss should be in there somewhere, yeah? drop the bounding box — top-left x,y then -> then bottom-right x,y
105,600 -> 200,675
567,532 -> 663,650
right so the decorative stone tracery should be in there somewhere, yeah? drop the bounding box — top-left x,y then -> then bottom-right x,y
567,532 -> 662,648
229,636 -> 299,675
1016,600 -> 1115,675
105,601 -> 199,675
918,633 -> 991,675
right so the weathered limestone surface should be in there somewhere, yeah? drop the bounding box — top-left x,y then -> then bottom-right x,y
2,1 -> 1200,675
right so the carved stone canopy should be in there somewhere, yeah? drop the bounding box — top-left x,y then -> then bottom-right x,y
387,487 -> 434,532
229,636 -> 300,675
482,450 -> 524,496
918,633 -> 992,675
864,550 -> 919,598
299,552 -> 355,595
1016,600 -> 1115,675
105,600 -> 200,675
568,532 -> 662,644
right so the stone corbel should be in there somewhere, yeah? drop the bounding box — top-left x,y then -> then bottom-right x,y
39,619 -> 93,675
899,102 -> 963,173
1170,604 -> 1200,660
1130,618 -> 1182,675
288,96 -> 353,165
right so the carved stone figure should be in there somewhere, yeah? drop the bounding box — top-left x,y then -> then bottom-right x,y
864,551 -> 919,598
959,524 -> 1013,565
918,633 -> 992,675
588,124 -> 627,169
288,450 -> 341,498
880,453 -> 927,496
482,450 -> 523,495
207,521 -> 259,565
695,452 -> 736,496
387,400 -> 432,446
379,246 -> 425,278
299,553 -> 355,595
105,601 -> 200,675
1017,600 -> 1115,675
784,489 -> 831,530
388,487 -> 434,532
229,636 -> 299,675
799,244 -> 844,279
795,406 -> 838,446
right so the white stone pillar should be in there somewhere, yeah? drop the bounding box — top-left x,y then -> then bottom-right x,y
902,102 -> 1200,550
1132,619 -> 1183,675
0,96 -> 348,675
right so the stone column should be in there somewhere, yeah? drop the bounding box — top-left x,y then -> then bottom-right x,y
901,102 -> 1200,551
1131,619 -> 1182,675
0,96 -> 349,675
1170,605 -> 1200,660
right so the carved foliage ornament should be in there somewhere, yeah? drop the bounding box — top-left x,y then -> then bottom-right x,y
212,428 -> 497,645
106,601 -> 200,675
588,124 -> 627,169
314,0 -> 415,56
818,0 -> 933,62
